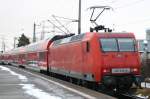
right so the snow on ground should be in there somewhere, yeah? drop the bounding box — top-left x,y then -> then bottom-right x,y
0,65 -> 62,99
0,66 -> 28,82
20,84 -> 61,99
136,94 -> 149,99
141,82 -> 150,88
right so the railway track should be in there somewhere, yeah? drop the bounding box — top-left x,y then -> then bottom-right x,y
117,93 -> 148,99
5,65 -> 149,99
98,89 -> 149,99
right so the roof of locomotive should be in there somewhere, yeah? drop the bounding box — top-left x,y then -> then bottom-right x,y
83,32 -> 135,38
83,32 -> 135,41
96,32 -> 135,38
51,32 -> 135,46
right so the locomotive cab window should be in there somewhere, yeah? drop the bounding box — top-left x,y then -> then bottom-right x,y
100,38 -> 136,52
100,38 -> 118,51
118,38 -> 135,51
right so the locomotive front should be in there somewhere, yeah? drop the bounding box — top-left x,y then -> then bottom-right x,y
98,33 -> 142,91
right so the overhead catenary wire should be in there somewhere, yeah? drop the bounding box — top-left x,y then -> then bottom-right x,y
102,0 -> 120,5
94,0 -> 149,31
52,15 -> 78,22
95,0 -> 146,11
115,17 -> 150,27
52,15 -> 71,33
47,20 -> 67,35
96,0 -> 120,4
114,0 -> 146,9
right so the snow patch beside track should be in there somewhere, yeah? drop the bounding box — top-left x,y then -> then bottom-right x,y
20,84 -> 61,99
0,66 -> 27,82
0,65 -> 62,99
141,82 -> 150,88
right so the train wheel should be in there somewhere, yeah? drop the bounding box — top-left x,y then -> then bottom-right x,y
69,78 -> 73,83
19,65 -> 25,68
77,79 -> 82,85
116,78 -> 133,92
40,70 -> 43,73
80,80 -> 86,86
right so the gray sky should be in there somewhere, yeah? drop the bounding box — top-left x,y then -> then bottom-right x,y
0,0 -> 150,50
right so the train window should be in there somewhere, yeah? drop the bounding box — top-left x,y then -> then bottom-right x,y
118,38 -> 135,51
100,38 -> 118,51
86,42 -> 90,52
39,52 -> 46,60
60,37 -> 71,44
53,34 -> 85,46
53,39 -> 62,46
70,34 -> 85,42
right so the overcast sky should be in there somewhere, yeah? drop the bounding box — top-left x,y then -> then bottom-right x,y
0,0 -> 150,50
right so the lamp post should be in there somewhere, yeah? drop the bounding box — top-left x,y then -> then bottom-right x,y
78,0 -> 81,34
33,22 -> 36,42
33,22 -> 41,42
14,37 -> 18,48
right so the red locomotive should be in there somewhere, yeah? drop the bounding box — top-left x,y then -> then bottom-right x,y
0,32 -> 142,91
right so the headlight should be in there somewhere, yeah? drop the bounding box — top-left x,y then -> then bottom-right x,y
102,68 -> 110,74
131,67 -> 139,74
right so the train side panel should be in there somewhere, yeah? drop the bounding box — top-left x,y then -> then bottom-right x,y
82,33 -> 102,82
48,33 -> 102,82
49,41 -> 85,79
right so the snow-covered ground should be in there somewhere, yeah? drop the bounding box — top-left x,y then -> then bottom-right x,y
0,66 -> 62,99
141,82 -> 150,88
134,82 -> 150,99
136,94 -> 149,99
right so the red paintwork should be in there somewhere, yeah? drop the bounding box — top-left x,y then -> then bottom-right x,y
0,32 -> 141,83
49,32 -> 141,82
1,39 -> 52,69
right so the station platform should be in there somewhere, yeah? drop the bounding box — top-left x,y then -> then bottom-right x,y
0,65 -> 115,99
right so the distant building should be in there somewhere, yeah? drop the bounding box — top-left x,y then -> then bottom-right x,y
146,29 -> 150,40
137,39 -> 145,52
